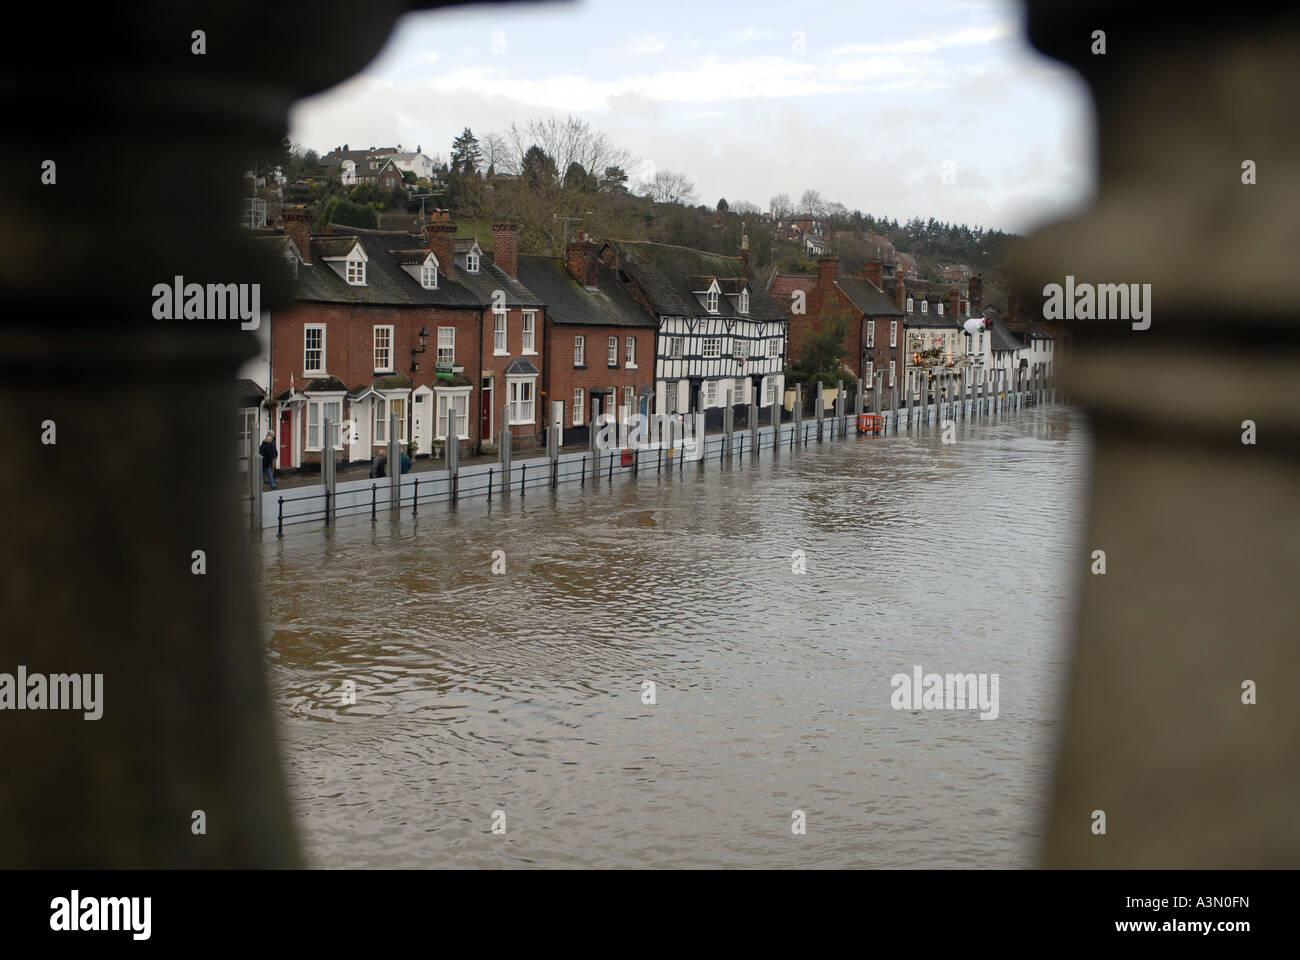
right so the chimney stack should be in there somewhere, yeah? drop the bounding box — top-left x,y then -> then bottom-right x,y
281,204 -> 312,265
567,233 -> 600,287
893,275 -> 906,311
492,221 -> 519,280
426,211 -> 456,281
946,289 -> 961,318
817,257 -> 837,292
861,257 -> 884,288
968,273 -> 983,313
1006,293 -> 1017,322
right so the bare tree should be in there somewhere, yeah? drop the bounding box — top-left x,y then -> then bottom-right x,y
641,169 -> 697,205
731,200 -> 762,217
502,115 -> 634,181
799,188 -> 826,217
481,132 -> 510,176
769,193 -> 792,220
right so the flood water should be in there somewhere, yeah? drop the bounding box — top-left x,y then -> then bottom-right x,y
260,407 -> 1089,868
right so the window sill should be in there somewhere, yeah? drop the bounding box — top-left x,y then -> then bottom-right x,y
521,349 -> 538,356
493,351 -> 510,357
607,364 -> 619,369
625,363 -> 637,370
574,363 -> 587,369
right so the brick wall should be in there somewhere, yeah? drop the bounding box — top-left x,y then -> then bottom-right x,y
543,316 -> 656,432
272,301 -> 482,464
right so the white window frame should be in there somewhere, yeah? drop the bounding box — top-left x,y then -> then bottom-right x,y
921,300 -> 928,314
421,254 -> 438,289
372,394 -> 407,444
706,285 -> 720,313
890,320 -> 898,348
346,257 -> 365,285
438,326 -> 455,366
521,310 -> 537,354
306,397 -> 345,451
573,388 -> 584,425
906,297 -> 914,313
670,336 -> 684,359
373,325 -> 394,373
625,337 -> 636,368
889,360 -> 896,387
624,386 -> 634,410
608,336 -> 619,367
435,387 -> 471,441
739,290 -> 749,314
702,337 -> 722,358
493,309 -> 508,355
507,376 -> 536,425
762,376 -> 776,406
304,324 -> 325,375
866,320 -> 874,348
704,380 -> 717,405
734,339 -> 749,360
768,338 -> 780,358
865,360 -> 874,387
574,335 -> 586,366
466,251 -> 480,273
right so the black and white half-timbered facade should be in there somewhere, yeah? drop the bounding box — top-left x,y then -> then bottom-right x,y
602,240 -> 787,417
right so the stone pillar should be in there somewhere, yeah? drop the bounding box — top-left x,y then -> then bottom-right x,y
1015,0 -> 1300,868
0,0 -> 445,865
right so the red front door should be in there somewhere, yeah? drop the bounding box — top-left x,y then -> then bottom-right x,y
279,409 -> 292,464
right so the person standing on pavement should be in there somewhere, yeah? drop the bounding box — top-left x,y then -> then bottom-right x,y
259,431 -> 278,489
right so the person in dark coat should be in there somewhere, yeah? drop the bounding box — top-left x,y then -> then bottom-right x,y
258,432 -> 278,489
399,443 -> 411,475
369,454 -> 387,478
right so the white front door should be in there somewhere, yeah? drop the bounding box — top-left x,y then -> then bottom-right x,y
412,385 -> 434,456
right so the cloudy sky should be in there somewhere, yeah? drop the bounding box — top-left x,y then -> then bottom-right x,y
289,0 -> 1094,235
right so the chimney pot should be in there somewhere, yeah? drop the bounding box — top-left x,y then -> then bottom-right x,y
426,217 -> 456,281
817,257 -> 837,291
281,204 -> 313,265
491,221 -> 519,280
567,235 -> 600,287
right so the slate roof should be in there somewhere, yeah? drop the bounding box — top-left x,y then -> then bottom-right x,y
289,225 -> 542,309
236,379 -> 265,406
835,277 -> 903,316
276,375 -> 347,401
516,256 -> 654,328
503,358 -> 540,376
982,311 -> 1027,353
607,240 -> 786,321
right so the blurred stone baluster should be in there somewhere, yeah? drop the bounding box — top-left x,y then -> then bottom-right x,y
1015,2 -> 1300,867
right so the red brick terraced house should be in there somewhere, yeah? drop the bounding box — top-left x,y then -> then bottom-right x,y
768,256 -> 905,407
516,234 -> 658,446
263,206 -> 542,469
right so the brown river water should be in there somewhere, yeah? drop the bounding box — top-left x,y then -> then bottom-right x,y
260,407 -> 1088,867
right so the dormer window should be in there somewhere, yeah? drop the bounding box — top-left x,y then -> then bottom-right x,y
920,300 -> 928,314
937,303 -> 944,315
346,258 -> 365,285
906,297 -> 914,313
705,280 -> 720,314
421,253 -> 438,289
739,290 -> 749,314
466,249 -> 480,273
284,251 -> 298,279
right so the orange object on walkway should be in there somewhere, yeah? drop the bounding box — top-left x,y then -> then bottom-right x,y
857,413 -> 884,434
